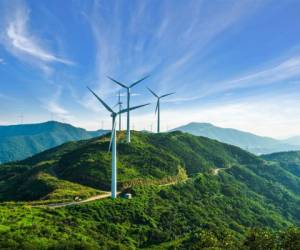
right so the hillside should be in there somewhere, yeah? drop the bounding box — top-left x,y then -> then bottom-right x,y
0,131 -> 299,248
1,130 -> 256,201
262,151 -> 300,177
0,121 -> 107,164
172,122 -> 300,154
283,136 -> 300,146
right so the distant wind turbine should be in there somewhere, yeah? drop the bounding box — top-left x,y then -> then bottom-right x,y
107,75 -> 150,143
87,87 -> 149,198
147,88 -> 175,133
115,91 -> 123,131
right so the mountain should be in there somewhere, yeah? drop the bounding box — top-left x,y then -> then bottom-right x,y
171,122 -> 300,154
282,136 -> 300,146
0,121 -> 108,164
262,151 -> 300,177
2,121 -> 298,164
0,131 -> 299,249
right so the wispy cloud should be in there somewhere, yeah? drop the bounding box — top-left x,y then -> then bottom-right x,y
0,58 -> 4,64
0,93 -> 11,100
41,86 -> 73,122
1,1 -> 73,72
81,0 -> 268,100
192,54 -> 300,100
146,0 -> 268,91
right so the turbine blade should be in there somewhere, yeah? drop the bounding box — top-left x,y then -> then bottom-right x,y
108,118 -> 117,152
155,100 -> 159,114
107,76 -> 128,89
130,75 -> 150,88
160,92 -> 175,98
118,103 -> 150,114
87,87 -> 114,113
147,87 -> 158,98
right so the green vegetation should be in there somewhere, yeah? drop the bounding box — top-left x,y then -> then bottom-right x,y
0,180 -> 299,249
0,121 -> 107,163
0,131 -> 299,249
262,151 -> 300,177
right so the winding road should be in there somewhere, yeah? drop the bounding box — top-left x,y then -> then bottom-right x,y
36,192 -> 120,208
38,180 -> 181,208
212,165 -> 232,176
37,170 -> 229,209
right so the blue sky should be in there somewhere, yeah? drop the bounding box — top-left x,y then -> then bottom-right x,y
0,0 -> 300,138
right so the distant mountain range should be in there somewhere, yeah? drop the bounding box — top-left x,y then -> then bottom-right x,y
282,136 -> 300,146
1,121 -> 299,164
172,122 -> 300,155
0,121 -> 108,163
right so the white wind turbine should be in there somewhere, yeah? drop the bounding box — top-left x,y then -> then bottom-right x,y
114,91 -> 123,131
107,75 -> 150,143
87,87 -> 149,198
147,88 -> 175,133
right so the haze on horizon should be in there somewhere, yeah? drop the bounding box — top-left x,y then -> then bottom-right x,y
0,0 -> 300,139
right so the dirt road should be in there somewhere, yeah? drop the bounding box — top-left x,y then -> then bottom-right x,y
40,192 -> 121,208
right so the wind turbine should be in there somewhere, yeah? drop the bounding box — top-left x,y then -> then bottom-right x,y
87,87 -> 149,198
114,91 -> 123,131
147,88 -> 175,133
107,75 -> 150,143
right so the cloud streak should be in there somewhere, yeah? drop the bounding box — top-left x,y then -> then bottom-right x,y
191,54 -> 300,100
82,0 -> 269,99
41,86 -> 73,122
1,1 -> 73,72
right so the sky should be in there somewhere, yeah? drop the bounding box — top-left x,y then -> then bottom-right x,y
0,0 -> 300,138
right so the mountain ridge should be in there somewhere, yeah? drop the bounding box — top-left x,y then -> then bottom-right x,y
0,121 -> 108,163
171,122 -> 300,154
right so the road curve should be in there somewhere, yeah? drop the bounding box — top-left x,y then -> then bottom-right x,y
35,179 -> 184,209
212,165 -> 232,175
39,192 -> 121,208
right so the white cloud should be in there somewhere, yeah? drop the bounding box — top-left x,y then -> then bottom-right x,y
41,86 -> 74,122
79,0 -> 264,110
204,56 -> 300,97
45,101 -> 68,116
152,0 -> 268,91
0,58 -> 4,64
1,1 -> 73,71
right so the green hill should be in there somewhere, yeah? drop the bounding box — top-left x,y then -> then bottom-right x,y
262,151 -> 300,177
0,131 -> 299,249
0,121 -> 108,164
172,122 -> 300,155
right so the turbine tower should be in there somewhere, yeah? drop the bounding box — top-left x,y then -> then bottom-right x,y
107,75 -> 149,143
87,87 -> 149,198
114,91 -> 123,131
147,88 -> 175,133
